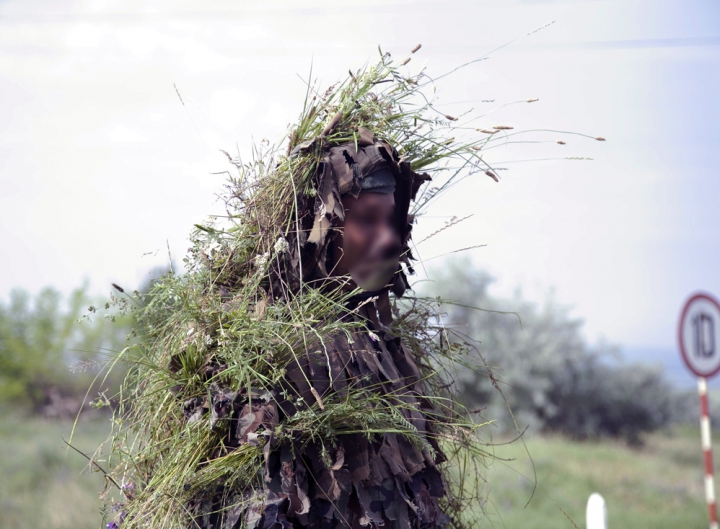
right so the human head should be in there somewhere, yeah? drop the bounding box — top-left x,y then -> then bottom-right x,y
331,165 -> 402,291
301,129 -> 431,295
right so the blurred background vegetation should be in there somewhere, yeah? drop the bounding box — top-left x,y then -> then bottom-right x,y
0,285 -> 131,417
0,260 -> 711,528
428,259 -> 708,445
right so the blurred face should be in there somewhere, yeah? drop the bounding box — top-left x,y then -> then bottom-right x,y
332,192 -> 401,291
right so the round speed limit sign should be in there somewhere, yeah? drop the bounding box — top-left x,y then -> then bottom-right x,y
679,292 -> 720,378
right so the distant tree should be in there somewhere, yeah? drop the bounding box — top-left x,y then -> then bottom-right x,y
0,285 -> 132,416
424,258 -> 673,444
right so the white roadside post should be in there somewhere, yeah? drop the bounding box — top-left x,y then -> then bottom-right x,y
699,377 -> 718,529
679,292 -> 720,529
586,492 -> 607,529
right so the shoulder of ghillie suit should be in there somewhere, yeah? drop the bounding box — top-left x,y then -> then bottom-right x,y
286,123 -> 431,298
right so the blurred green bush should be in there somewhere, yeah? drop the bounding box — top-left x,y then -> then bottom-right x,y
427,258 -> 675,444
0,285 -> 132,417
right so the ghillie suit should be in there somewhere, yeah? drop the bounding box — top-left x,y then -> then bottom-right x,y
100,49 -> 511,529
187,134 -> 448,529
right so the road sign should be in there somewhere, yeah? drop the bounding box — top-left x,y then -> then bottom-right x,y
679,293 -> 720,378
679,292 -> 720,529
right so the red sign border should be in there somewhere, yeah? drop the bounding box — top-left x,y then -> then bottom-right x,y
678,292 -> 720,378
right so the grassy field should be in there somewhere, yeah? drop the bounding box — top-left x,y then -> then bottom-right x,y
0,415 -> 710,529
482,427 -> 708,528
0,414 -> 111,529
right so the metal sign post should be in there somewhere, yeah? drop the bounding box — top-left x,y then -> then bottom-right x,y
679,292 -> 720,529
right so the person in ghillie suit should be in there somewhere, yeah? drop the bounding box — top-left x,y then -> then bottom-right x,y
101,50 -> 496,529
191,132 -> 445,529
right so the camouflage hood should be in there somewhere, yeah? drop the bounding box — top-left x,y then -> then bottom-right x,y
293,126 -> 430,296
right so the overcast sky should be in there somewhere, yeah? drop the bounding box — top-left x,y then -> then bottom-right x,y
1,0 -> 719,379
